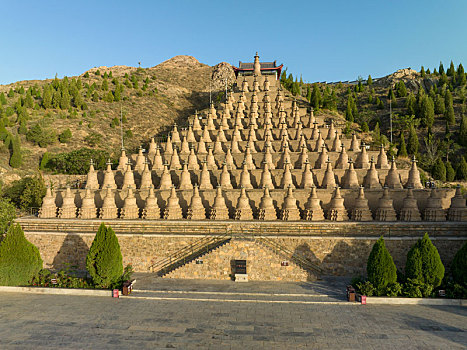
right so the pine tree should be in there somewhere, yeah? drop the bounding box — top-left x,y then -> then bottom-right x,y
405,233 -> 445,288
306,85 -> 311,101
456,157 -> 467,180
420,66 -> 426,77
444,90 -> 455,125
434,95 -> 445,114
407,124 -> 419,155
367,75 -> 373,85
406,93 -> 417,115
42,87 -> 52,109
310,84 -> 321,110
0,223 -> 43,286
104,91 -> 114,103
432,158 -> 446,181
459,115 -> 467,146
345,96 -> 354,122
396,81 -> 407,97
457,63 -> 466,85
102,79 -> 109,91
86,223 -> 123,288
92,91 -> 99,102
398,133 -> 408,157
388,88 -> 396,101
447,60 -> 455,76
420,95 -> 435,128
51,90 -> 61,109
367,237 -> 397,296
439,62 -> 445,75
9,135 -> 22,168
445,161 -> 455,181
60,89 -> 71,110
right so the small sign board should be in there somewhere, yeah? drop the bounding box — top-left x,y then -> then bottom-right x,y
112,289 -> 119,298
195,259 -> 203,264
281,261 -> 289,267
361,295 -> 367,305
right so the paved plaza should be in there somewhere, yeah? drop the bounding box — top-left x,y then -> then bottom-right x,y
0,278 -> 465,349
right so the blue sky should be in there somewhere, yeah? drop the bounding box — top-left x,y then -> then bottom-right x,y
1,0 -> 466,84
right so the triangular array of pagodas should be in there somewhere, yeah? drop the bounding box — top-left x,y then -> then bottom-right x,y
38,53 -> 465,222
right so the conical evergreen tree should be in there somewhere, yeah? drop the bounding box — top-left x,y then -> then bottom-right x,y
451,242 -> 467,286
432,158 -> 446,181
398,133 -> 408,157
445,161 -> 455,181
9,135 -> 22,168
459,115 -> 467,146
367,75 -> 373,85
0,223 -> 43,286
444,90 -> 455,125
456,157 -> 467,180
407,124 -> 419,155
367,237 -> 397,296
405,233 -> 445,288
86,223 -> 123,288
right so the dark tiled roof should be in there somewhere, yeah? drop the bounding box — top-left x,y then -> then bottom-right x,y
238,61 -> 277,69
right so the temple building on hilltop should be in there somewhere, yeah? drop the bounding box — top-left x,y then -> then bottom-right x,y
232,52 -> 283,79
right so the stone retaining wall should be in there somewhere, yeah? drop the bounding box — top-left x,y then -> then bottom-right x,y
17,218 -> 467,281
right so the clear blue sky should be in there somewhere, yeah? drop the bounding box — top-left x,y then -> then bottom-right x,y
1,0 -> 466,85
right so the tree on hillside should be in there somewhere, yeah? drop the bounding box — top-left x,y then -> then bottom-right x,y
444,90 -> 455,125
396,81 -> 407,97
432,158 -> 446,181
439,62 -> 445,75
420,66 -> 426,77
406,93 -> 417,116
367,75 -> 373,85
9,135 -> 22,168
459,115 -> 467,146
445,161 -> 456,181
407,124 -> 419,155
434,95 -> 445,115
457,63 -> 466,85
310,84 -> 321,110
388,88 -> 396,102
345,95 -> 354,122
419,95 -> 435,128
456,157 -> 467,180
447,60 -> 455,76
398,133 -> 408,157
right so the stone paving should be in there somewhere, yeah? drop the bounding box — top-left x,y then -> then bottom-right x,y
0,278 -> 466,349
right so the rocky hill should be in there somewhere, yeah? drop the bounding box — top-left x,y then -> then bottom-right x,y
0,56 -> 234,184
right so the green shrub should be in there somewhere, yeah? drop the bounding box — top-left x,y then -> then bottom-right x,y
356,281 -> 374,296
26,122 -> 57,147
403,278 -> 423,298
451,242 -> 467,286
59,128 -> 72,143
84,132 -> 102,147
432,158 -> 446,181
0,198 -> 16,236
367,237 -> 397,295
0,224 -> 43,286
86,223 -> 123,288
445,162 -> 456,182
405,233 -> 445,288
30,268 -> 92,289
385,282 -> 402,297
3,176 -> 46,210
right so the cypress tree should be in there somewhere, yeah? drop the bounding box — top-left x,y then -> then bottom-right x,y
431,158 -> 446,181
407,124 -> 419,155
367,75 -> 373,85
310,84 -> 321,110
388,88 -> 396,101
451,242 -> 467,286
398,133 -> 408,157
86,223 -> 123,288
445,161 -> 455,181
42,87 -> 52,109
457,63 -> 466,85
444,90 -> 455,125
9,135 -> 22,168
434,95 -> 445,115
0,224 -> 43,286
447,60 -> 455,76
367,237 -> 397,296
0,92 -> 6,105
102,79 -> 109,91
456,157 -> 467,180
420,66 -> 426,77
51,90 -> 61,109
405,233 -> 445,288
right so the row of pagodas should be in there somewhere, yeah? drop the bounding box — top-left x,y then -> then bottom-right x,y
87,154 -> 418,191
38,185 -> 467,221
133,141 -> 387,172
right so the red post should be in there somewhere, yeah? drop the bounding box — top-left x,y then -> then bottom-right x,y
361,295 -> 366,305
112,289 -> 119,298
